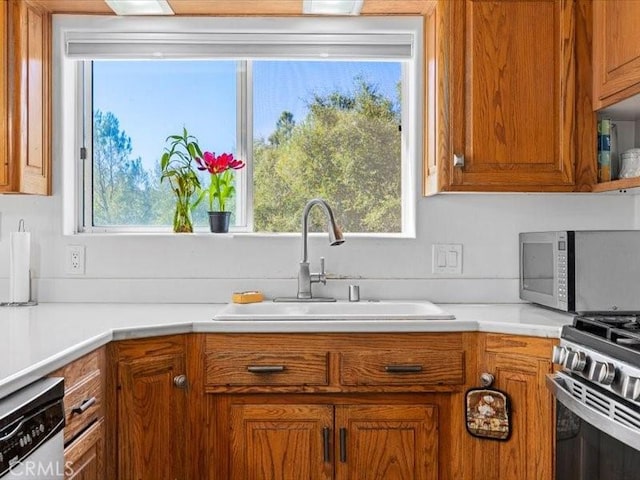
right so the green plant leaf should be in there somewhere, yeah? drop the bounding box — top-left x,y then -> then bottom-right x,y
193,143 -> 203,158
192,189 -> 206,210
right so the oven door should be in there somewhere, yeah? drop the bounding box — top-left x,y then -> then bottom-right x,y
547,372 -> 640,480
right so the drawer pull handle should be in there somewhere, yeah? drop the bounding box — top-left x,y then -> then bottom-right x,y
384,364 -> 423,373
72,396 -> 96,414
247,365 -> 286,374
322,427 -> 331,463
339,427 -> 347,463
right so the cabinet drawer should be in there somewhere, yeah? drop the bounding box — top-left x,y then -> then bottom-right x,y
64,418 -> 104,480
63,372 -> 103,444
340,350 -> 464,386
206,351 -> 328,386
52,349 -> 101,392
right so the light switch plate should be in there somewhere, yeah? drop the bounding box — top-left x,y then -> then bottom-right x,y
432,244 -> 463,274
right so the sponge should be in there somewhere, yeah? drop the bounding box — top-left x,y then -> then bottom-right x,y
232,291 -> 264,304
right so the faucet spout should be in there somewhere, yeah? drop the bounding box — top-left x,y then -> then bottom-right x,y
301,198 -> 345,263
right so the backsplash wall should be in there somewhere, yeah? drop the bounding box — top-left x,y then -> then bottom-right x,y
0,191 -> 635,303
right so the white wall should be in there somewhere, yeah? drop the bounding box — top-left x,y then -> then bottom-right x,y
0,190 -> 635,303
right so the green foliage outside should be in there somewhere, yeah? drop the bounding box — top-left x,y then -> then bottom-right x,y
253,79 -> 401,232
92,78 -> 401,232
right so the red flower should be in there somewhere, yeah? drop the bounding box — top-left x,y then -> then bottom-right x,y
196,151 -> 245,175
196,151 -> 246,211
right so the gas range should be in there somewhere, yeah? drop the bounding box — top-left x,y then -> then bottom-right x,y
549,313 -> 640,477
554,314 -> 640,405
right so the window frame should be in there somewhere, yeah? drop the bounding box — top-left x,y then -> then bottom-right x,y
55,15 -> 423,237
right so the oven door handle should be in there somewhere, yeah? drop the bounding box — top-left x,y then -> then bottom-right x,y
546,373 -> 640,451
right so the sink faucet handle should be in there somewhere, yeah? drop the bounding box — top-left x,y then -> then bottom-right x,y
319,257 -> 327,285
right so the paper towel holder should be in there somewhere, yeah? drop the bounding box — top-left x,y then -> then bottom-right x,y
1,270 -> 37,306
1,219 -> 37,307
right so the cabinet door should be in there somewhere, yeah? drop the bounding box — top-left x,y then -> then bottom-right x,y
64,419 -> 104,480
229,404 -> 333,480
593,0 -> 640,108
0,0 -> 8,188
443,0 -> 575,191
474,353 -> 554,480
4,0 -> 50,194
117,353 -> 186,480
335,405 -> 438,480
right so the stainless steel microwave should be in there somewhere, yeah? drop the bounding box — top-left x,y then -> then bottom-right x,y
519,231 -> 640,313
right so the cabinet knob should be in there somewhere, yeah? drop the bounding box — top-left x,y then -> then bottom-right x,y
480,373 -> 494,387
173,374 -> 188,389
453,154 -> 465,167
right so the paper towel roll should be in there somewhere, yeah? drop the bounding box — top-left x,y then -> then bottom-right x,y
9,231 -> 31,303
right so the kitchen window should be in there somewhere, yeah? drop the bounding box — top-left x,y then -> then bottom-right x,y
56,17 -> 422,235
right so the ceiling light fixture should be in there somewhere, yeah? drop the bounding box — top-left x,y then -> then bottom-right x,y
302,0 -> 364,15
105,0 -> 174,16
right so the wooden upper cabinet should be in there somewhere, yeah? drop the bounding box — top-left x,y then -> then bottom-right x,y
593,0 -> 640,109
428,0 -> 578,192
0,0 -> 8,188
2,0 -> 51,195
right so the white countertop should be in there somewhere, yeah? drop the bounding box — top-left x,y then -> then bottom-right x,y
0,302 -> 572,400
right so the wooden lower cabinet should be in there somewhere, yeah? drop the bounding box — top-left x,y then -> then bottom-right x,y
230,404 -> 333,480
335,405 -> 438,480
223,400 -> 440,480
100,332 -> 555,479
49,348 -> 106,480
470,334 -> 556,480
112,336 -> 188,480
64,419 -> 105,480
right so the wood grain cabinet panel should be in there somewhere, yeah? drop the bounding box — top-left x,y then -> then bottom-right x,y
226,403 -> 440,480
229,404 -> 333,480
50,348 -> 105,480
117,352 -> 187,480
49,348 -> 105,445
206,351 -> 329,387
0,0 -> 8,188
428,0 -> 579,192
340,350 -> 464,386
471,335 -> 555,480
3,0 -> 50,194
63,372 -> 102,444
64,419 -> 105,480
593,0 -> 640,108
335,405 -> 438,480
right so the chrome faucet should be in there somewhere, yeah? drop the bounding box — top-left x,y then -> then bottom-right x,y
297,199 -> 345,300
274,198 -> 345,302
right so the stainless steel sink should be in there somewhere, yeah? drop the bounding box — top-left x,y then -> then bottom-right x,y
213,300 -> 455,321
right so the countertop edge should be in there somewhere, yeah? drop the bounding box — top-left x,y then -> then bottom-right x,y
0,303 -> 571,400
0,331 -> 113,401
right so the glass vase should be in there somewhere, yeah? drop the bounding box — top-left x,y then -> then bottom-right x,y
173,196 -> 193,233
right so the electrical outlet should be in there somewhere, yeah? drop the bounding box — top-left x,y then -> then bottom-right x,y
66,245 -> 85,275
432,244 -> 463,274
